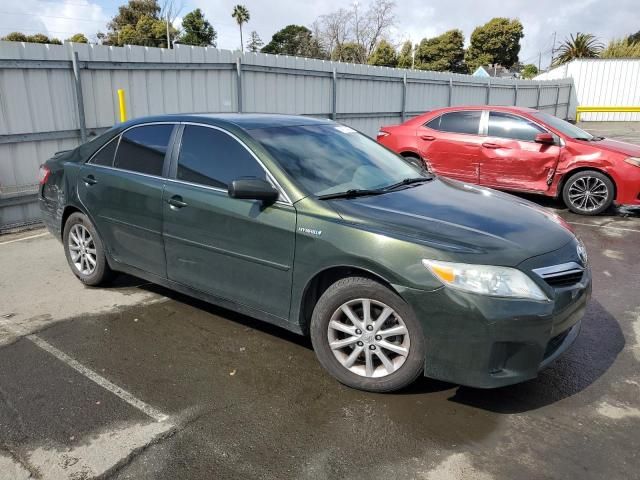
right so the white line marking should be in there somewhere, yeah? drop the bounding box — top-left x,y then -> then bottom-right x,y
568,221 -> 640,234
27,334 -> 169,423
0,232 -> 50,245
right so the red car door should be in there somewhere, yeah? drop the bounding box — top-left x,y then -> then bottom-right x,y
417,110 -> 483,183
479,111 -> 561,192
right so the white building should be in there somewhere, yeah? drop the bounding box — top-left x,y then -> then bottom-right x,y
535,59 -> 640,121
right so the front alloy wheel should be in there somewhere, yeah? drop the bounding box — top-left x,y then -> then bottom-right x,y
328,299 -> 410,378
310,277 -> 425,392
563,170 -> 614,215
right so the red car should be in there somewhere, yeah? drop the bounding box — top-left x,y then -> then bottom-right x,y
377,106 -> 640,215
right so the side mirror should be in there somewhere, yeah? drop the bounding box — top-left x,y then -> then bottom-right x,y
535,132 -> 555,145
228,178 -> 279,203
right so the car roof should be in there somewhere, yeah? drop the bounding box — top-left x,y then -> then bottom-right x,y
434,105 -> 538,114
123,113 -> 333,130
403,105 -> 539,125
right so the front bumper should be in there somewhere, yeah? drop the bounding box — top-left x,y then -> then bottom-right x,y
401,266 -> 591,389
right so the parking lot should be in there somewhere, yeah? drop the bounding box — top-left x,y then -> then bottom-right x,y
1,124 -> 639,480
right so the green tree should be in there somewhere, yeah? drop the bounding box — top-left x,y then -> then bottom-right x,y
104,0 -> 175,47
27,33 -> 54,44
331,41 -> 366,63
397,40 -> 414,68
553,33 -> 602,65
465,18 -> 524,72
520,63 -> 538,79
231,4 -> 250,52
2,32 -> 28,42
261,25 -> 324,58
246,31 -> 263,52
414,29 -> 465,72
2,32 -> 62,44
628,31 -> 640,44
67,33 -> 89,43
368,39 -> 397,66
108,0 -> 160,33
601,38 -> 640,58
179,8 -> 216,46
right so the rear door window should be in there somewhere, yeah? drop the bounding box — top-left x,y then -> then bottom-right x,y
177,125 -> 266,189
426,111 -> 481,135
114,124 -> 174,176
89,138 -> 118,166
488,112 -> 546,141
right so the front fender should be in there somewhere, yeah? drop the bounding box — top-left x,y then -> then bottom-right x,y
289,197 -> 443,329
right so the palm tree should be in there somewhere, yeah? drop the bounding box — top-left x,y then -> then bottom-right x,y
553,33 -> 603,65
231,5 -> 250,52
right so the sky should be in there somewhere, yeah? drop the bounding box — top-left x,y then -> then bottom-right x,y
1,0 -> 638,69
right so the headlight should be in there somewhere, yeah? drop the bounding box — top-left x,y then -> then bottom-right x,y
422,259 -> 548,301
624,157 -> 640,168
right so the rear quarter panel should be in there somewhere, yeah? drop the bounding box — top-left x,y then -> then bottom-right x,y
40,129 -> 120,238
378,124 -> 421,157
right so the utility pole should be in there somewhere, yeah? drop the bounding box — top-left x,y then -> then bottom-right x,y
411,44 -> 415,69
166,12 -> 171,49
550,31 -> 557,66
538,52 -> 542,72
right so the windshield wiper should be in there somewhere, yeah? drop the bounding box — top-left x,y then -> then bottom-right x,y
573,137 -> 593,141
381,176 -> 433,192
590,136 -> 605,141
317,188 -> 385,200
318,176 -> 433,200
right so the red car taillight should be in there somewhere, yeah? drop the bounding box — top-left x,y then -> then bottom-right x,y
38,165 -> 51,185
377,130 -> 390,141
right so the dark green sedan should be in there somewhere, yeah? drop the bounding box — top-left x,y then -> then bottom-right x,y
39,114 -> 591,392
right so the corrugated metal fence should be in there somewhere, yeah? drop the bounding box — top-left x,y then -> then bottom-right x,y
0,41 -> 575,230
535,59 -> 640,122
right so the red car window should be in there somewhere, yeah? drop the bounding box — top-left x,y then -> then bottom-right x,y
426,111 -> 482,135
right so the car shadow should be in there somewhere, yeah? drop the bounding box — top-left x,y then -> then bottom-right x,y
510,192 -> 640,218
136,281 -> 314,349
121,278 -> 625,413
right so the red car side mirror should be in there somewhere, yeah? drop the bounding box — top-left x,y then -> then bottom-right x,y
535,133 -> 555,145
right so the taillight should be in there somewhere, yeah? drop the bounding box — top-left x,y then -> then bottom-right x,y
38,165 -> 51,185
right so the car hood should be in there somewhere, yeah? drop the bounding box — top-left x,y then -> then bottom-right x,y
586,137 -> 640,157
328,177 -> 576,266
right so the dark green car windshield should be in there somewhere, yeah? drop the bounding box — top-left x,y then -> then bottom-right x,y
249,124 -> 422,196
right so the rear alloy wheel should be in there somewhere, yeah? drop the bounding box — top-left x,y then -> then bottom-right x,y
402,154 -> 427,171
310,277 -> 425,392
562,170 -> 614,215
63,212 -> 112,286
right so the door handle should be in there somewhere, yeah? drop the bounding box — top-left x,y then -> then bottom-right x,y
167,195 -> 188,209
83,175 -> 98,186
420,135 -> 436,141
482,142 -> 502,149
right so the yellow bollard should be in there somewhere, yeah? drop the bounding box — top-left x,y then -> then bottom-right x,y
117,89 -> 127,123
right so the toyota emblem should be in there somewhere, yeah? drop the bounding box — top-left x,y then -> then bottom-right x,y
577,241 -> 588,265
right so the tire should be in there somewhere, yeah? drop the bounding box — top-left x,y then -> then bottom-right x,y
63,212 -> 113,286
402,153 -> 427,171
310,277 -> 425,393
562,170 -> 615,215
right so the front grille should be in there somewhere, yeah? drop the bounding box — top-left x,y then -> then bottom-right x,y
544,329 -> 570,359
543,271 -> 584,288
532,262 -> 584,289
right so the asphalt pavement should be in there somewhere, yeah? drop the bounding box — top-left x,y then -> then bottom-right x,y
0,122 -> 639,480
